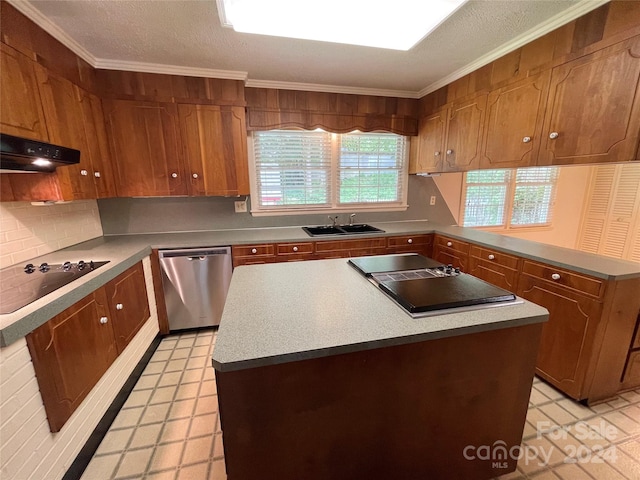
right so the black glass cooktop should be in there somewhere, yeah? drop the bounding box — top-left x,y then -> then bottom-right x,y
348,253 -> 442,276
378,274 -> 516,314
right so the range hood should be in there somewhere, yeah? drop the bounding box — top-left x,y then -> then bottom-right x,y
0,134 -> 80,173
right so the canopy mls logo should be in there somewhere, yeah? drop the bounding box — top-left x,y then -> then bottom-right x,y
463,420 -> 620,468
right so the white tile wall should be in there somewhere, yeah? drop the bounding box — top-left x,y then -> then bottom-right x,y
0,257 -> 159,480
0,200 -> 103,269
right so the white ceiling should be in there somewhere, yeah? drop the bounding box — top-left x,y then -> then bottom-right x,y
11,0 -> 609,98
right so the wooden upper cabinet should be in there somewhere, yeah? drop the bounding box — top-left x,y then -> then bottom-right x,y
443,93 -> 487,172
35,65 -> 98,199
26,287 -> 118,432
480,72 -> 550,169
78,90 -> 117,198
411,108 -> 447,174
103,100 -> 187,197
178,104 -> 250,196
539,36 -> 640,165
0,43 -> 49,141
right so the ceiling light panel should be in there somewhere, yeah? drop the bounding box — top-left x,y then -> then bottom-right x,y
217,0 -> 468,50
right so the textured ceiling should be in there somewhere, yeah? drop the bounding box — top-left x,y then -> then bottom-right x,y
21,0 -> 601,95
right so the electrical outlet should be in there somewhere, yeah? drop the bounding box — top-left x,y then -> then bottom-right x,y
234,200 -> 247,213
430,196 -> 436,206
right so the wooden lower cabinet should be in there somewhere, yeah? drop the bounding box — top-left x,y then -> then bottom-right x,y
314,238 -> 387,259
26,288 -> 117,432
104,262 -> 150,354
516,273 -> 603,400
468,245 -> 520,292
386,234 -> 433,256
26,261 -> 149,432
232,244 -> 276,267
432,234 -> 469,270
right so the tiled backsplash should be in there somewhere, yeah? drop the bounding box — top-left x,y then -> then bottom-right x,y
0,200 -> 103,269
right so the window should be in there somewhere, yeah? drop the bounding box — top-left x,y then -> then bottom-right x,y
461,167 -> 559,229
249,129 -> 408,214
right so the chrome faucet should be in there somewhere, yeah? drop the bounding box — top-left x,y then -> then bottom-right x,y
349,213 -> 356,226
328,215 -> 339,227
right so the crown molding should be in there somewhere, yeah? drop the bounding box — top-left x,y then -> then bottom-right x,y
94,59 -> 248,81
417,0 -> 610,97
245,79 -> 420,99
9,0 -> 610,100
6,0 -> 97,66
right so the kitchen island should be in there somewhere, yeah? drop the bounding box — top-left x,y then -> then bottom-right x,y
212,257 -> 549,480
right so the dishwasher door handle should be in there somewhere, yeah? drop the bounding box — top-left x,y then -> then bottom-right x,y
188,256 -> 207,261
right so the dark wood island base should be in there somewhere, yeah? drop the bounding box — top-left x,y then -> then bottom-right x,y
215,322 -> 543,480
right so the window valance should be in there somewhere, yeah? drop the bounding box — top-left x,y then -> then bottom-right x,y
245,88 -> 419,136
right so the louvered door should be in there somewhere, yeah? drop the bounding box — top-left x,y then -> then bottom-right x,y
577,164 -> 640,260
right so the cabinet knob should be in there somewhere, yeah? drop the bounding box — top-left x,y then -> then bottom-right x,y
549,132 -> 559,139
94,171 -> 101,178
434,151 -> 440,156
293,246 -> 299,252
80,169 -> 88,176
192,173 -> 199,179
99,316 -> 108,324
251,248 -> 257,254
116,303 -> 123,310
407,238 -> 413,244
522,136 -> 531,143
488,254 -> 495,260
171,173 -> 178,178
551,273 -> 561,281
446,241 -> 453,247
446,149 -> 453,155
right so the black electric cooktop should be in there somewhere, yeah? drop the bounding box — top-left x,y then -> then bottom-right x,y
348,253 -> 442,276
349,254 -> 518,317
378,275 -> 517,314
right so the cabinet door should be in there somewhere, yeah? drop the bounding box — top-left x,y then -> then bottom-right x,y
104,100 -> 187,197
78,89 -> 117,198
178,104 -> 250,196
386,234 -> 433,257
539,36 -> 640,165
481,72 -> 550,169
443,93 -> 487,172
411,109 -> 447,173
104,262 -> 150,354
516,275 -> 603,399
35,66 -> 96,199
25,288 -> 117,432
0,43 -> 48,141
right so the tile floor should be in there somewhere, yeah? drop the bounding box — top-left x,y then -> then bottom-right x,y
80,329 -> 640,480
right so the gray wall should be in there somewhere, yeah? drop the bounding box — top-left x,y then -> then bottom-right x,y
98,176 -> 456,234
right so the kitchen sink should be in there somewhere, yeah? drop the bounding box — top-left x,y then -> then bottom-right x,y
302,224 -> 385,237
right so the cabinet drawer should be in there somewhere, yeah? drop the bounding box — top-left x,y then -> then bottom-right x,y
469,245 -> 520,270
387,234 -> 433,247
468,256 -> 519,292
434,235 -> 470,254
276,242 -> 314,256
233,244 -> 275,257
315,238 -> 387,253
521,260 -> 605,298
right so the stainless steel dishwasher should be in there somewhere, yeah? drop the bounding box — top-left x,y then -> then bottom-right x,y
158,247 -> 233,331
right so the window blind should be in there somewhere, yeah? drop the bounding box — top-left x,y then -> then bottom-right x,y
463,170 -> 511,227
462,167 -> 559,229
338,133 -> 406,204
253,130 -> 332,208
511,167 -> 559,226
251,129 -> 408,213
